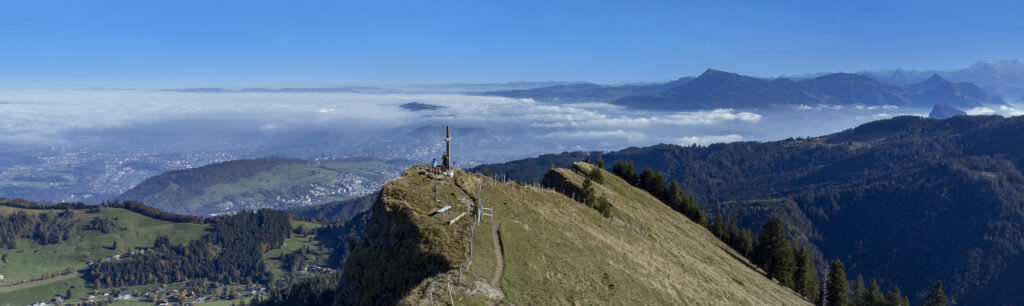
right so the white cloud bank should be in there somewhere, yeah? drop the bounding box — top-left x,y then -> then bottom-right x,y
673,134 -> 744,146
0,89 -> 897,157
966,105 -> 1024,116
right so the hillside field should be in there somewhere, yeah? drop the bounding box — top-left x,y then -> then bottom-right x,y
0,206 -> 328,306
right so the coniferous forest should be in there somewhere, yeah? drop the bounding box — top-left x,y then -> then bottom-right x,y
85,209 -> 291,287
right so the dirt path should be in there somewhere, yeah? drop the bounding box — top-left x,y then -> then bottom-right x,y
490,221 -> 505,289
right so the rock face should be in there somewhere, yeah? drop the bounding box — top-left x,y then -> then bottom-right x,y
929,104 -> 967,119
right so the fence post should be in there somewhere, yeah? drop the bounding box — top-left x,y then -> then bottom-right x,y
447,277 -> 455,306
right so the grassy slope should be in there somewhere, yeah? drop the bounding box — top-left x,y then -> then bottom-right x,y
263,220 -> 326,280
352,164 -> 809,305
0,206 -> 210,305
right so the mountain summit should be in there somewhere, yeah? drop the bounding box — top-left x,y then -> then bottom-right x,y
928,104 -> 967,119
337,165 -> 810,304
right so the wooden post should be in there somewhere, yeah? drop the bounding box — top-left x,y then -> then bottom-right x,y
447,278 -> 455,306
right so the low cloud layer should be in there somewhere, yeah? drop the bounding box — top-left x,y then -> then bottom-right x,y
0,89 -> 949,159
674,134 -> 744,146
966,105 -> 1024,116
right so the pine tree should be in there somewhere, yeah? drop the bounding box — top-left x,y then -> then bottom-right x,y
752,218 -> 796,287
590,167 -> 604,184
667,182 -> 708,226
595,158 -> 605,169
851,274 -> 866,305
865,279 -> 885,306
597,197 -> 612,218
793,248 -> 820,301
885,285 -> 909,306
637,167 -> 669,201
112,240 -> 118,250
921,281 -> 947,306
612,160 -> 638,186
727,219 -> 741,246
712,213 -> 727,239
581,177 -> 597,207
826,260 -> 850,306
817,281 -> 826,306
736,228 -> 754,257
688,196 -> 709,226
667,181 -> 685,211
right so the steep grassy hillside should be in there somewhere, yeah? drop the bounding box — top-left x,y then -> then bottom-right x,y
118,158 -> 400,216
338,164 -> 809,305
475,114 -> 1024,305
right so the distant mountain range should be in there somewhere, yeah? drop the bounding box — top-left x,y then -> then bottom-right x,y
477,77 -> 694,103
117,157 -> 403,217
473,115 -> 1024,305
481,69 -> 1006,111
860,59 -> 1024,103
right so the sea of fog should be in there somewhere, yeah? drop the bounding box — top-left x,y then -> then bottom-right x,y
2,89 -> 1022,203
1,89 -> 984,161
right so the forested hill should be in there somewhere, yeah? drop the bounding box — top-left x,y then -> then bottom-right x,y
118,157 -> 398,217
0,199 -> 353,305
472,114 -> 1024,305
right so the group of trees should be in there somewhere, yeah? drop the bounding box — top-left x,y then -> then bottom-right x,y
87,216 -> 117,233
578,166 -> 612,218
0,209 -> 76,248
610,160 -> 928,304
86,209 -> 291,288
243,272 -> 343,306
824,260 -> 943,306
710,213 -> 754,257
614,161 -> 760,261
750,218 -> 819,300
615,161 -> 707,225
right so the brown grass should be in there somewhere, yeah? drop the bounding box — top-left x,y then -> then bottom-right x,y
340,163 -> 810,305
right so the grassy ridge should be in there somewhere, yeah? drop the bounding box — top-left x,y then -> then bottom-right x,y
342,164 -> 809,305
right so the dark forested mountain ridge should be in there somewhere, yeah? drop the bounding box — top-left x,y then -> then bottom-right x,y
473,115 -> 1024,305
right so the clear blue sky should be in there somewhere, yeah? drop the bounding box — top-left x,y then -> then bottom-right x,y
1,0 -> 1022,86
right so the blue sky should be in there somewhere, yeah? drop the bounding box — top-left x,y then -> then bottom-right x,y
1,0 -> 1022,86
